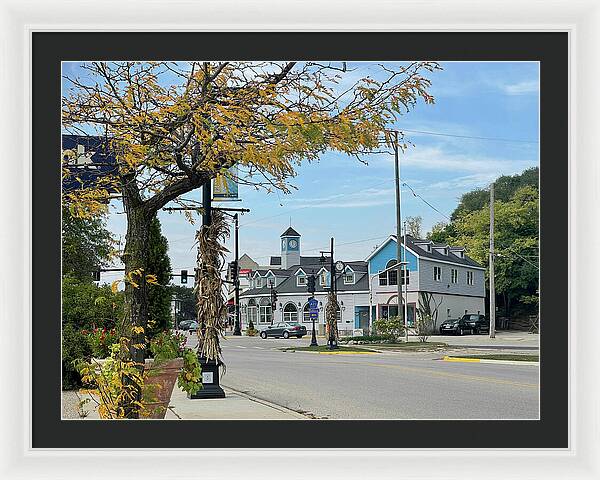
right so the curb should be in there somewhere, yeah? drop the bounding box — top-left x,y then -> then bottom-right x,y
221,386 -> 308,419
282,349 -> 377,355
442,356 -> 539,366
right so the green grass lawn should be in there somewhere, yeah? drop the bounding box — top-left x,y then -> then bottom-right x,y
281,345 -> 377,353
448,354 -> 539,362
364,342 -> 449,351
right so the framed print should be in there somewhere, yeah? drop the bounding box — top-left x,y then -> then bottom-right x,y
1,0 -> 598,479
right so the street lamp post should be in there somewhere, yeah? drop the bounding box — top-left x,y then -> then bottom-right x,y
307,274 -> 318,347
320,238 -> 341,350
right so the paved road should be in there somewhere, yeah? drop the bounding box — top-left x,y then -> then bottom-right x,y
187,335 -> 539,420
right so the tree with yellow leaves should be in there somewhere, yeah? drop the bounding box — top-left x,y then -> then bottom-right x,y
62,60 -> 439,381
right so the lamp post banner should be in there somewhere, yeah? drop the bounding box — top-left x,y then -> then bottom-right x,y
213,165 -> 239,201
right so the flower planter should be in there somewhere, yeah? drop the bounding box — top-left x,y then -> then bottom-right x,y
142,358 -> 184,419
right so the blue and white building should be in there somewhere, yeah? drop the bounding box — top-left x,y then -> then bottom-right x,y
366,235 -> 486,328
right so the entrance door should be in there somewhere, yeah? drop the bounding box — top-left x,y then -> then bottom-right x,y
355,307 -> 369,330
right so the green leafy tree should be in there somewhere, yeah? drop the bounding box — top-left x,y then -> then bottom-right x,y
146,216 -> 173,339
447,185 -> 539,317
62,206 -> 115,282
451,167 -> 538,220
62,277 -> 125,330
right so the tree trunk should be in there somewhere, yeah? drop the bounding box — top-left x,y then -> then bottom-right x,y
120,189 -> 151,418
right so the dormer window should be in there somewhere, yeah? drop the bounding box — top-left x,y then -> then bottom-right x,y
415,242 -> 432,252
433,245 -> 448,255
297,275 -> 307,286
344,273 -> 354,284
319,271 -> 328,286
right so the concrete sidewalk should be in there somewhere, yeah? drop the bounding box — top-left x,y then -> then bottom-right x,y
68,385 -> 305,420
168,385 -> 306,420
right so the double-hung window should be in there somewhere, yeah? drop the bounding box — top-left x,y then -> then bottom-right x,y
433,266 -> 442,282
451,268 -> 458,284
466,271 -> 474,286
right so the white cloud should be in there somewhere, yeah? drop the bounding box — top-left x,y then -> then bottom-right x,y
501,80 -> 539,96
388,145 -> 536,175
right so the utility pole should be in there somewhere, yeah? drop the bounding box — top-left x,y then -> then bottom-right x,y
393,130 -> 405,341
403,220 -> 408,343
329,237 -> 336,349
233,213 -> 241,335
489,182 -> 496,339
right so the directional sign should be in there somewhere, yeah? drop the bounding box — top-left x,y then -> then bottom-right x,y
309,309 -> 319,319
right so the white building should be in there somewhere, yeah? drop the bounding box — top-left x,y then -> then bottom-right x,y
239,227 -> 371,336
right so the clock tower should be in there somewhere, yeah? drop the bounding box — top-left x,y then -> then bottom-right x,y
280,227 -> 301,269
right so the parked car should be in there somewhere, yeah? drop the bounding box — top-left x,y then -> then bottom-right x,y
439,318 -> 472,335
260,322 -> 307,339
462,314 -> 489,334
179,320 -> 198,333
178,320 -> 194,331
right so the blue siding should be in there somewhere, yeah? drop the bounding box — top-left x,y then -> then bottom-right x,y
369,238 -> 418,274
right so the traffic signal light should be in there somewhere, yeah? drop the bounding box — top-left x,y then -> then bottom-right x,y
271,289 -> 278,310
307,275 -> 316,294
92,270 -> 101,282
181,269 -> 188,284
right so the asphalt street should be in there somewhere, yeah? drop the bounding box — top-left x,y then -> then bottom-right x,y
187,335 -> 540,420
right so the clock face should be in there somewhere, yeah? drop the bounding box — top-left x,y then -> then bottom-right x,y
335,261 -> 345,272
289,239 -> 298,249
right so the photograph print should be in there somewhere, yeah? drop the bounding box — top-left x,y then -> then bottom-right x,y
61,60 -> 540,421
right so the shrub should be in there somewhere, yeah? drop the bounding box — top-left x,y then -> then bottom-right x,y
149,330 -> 187,364
245,326 -> 258,336
373,316 -> 405,340
62,324 -> 91,390
340,334 -> 396,344
85,327 -> 119,358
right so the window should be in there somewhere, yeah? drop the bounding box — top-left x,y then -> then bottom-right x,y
466,271 -> 474,286
259,298 -> 272,324
451,268 -> 458,284
267,277 -> 275,288
378,271 -> 388,286
401,269 -> 410,285
297,275 -> 307,286
255,278 -> 263,288
344,273 -> 354,284
433,266 -> 442,282
247,299 -> 258,325
302,303 -> 312,323
380,304 -> 399,319
386,259 -> 398,286
283,303 -> 298,323
319,271 -> 328,287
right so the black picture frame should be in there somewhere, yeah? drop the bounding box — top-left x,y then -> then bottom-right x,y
34,32 -> 567,449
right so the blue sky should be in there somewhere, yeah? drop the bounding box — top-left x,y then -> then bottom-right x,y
62,61 -> 539,285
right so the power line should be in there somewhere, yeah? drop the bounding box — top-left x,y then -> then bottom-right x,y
396,128 -> 539,145
402,182 -> 451,221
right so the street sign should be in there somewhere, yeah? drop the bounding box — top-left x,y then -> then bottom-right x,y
308,298 -> 318,309
309,309 -> 319,319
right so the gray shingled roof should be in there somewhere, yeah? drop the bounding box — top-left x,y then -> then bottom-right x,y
268,256 -> 331,267
240,260 -> 369,297
401,235 -> 482,268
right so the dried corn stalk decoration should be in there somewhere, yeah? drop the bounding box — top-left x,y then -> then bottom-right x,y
325,291 -> 339,345
195,210 -> 230,365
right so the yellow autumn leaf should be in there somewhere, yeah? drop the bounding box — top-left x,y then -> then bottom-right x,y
111,280 -> 121,294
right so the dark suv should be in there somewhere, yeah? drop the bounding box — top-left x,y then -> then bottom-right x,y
462,314 -> 489,334
439,318 -> 471,335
